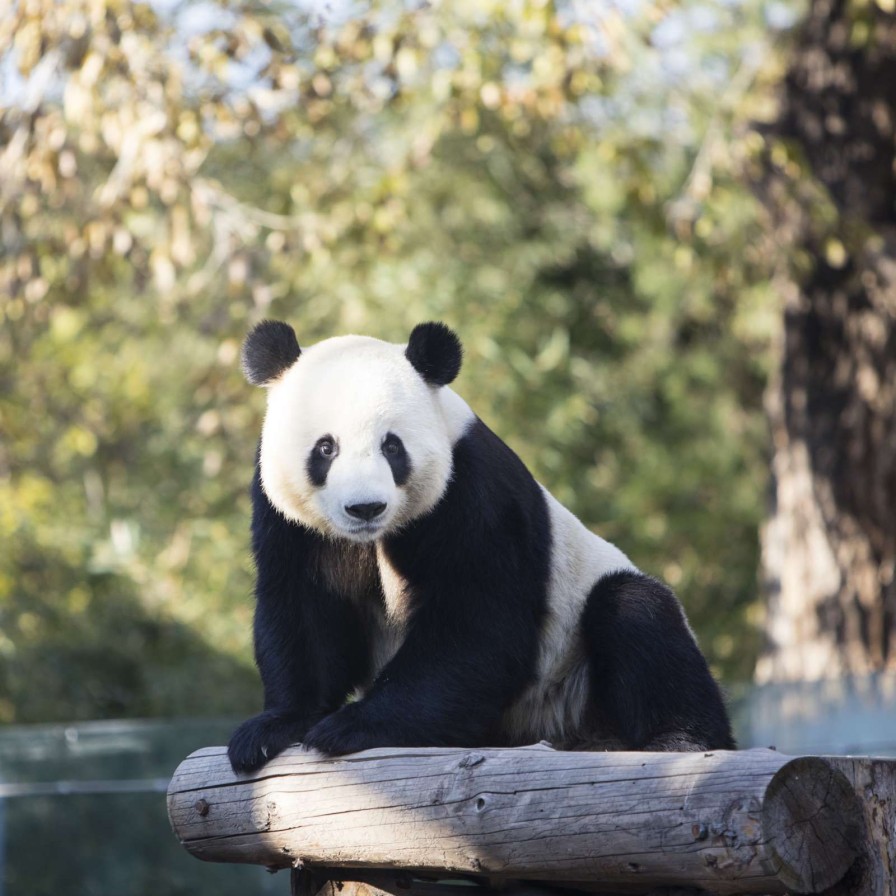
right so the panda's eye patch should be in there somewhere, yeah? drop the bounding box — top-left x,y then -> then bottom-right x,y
382,432 -> 410,486
307,435 -> 338,486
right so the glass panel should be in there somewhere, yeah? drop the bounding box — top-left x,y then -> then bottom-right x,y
740,673 -> 896,756
0,719 -> 285,896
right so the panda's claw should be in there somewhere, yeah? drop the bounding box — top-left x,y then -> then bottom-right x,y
227,710 -> 312,774
303,703 -> 380,756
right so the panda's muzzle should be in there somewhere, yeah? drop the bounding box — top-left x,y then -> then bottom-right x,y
344,501 -> 387,522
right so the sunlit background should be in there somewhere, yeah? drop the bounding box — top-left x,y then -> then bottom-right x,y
2,0 -> 895,892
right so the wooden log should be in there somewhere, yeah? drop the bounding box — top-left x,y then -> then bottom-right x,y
167,745 -> 869,895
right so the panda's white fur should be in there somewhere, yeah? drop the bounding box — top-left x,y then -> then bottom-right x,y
227,321 -> 735,771
503,488 -> 635,745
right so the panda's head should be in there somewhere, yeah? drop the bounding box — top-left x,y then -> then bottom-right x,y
242,320 -> 466,542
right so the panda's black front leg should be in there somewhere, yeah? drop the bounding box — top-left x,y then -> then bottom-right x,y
229,574 -> 370,771
228,473 -> 371,773
302,586 -> 537,756
230,592 -> 375,771
227,591 -> 344,774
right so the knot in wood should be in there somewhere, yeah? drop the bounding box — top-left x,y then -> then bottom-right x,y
458,753 -> 485,769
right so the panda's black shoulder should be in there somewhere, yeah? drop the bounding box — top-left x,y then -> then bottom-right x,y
454,417 -> 538,489
449,417 -> 549,530
389,417 -> 552,579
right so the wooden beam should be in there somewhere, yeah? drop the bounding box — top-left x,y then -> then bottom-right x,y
823,756 -> 896,896
290,869 -> 579,896
289,868 -> 707,896
167,744 -> 878,895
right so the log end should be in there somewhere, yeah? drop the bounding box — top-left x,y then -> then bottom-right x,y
762,756 -> 864,893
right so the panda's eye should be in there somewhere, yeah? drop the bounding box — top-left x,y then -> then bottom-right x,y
382,435 -> 403,457
315,437 -> 337,458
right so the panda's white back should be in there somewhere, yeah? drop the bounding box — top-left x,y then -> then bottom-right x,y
503,488 -> 636,746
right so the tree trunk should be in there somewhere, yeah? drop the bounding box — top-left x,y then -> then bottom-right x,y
756,0 -> 896,683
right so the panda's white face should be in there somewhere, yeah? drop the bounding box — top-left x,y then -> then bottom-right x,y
259,335 -> 466,542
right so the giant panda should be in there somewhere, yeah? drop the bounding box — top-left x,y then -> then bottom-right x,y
227,320 -> 735,773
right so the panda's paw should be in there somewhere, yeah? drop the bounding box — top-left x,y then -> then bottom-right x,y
227,711 -> 311,774
303,703 -> 383,756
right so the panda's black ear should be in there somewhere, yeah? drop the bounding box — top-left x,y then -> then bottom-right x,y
406,322 -> 463,386
241,320 -> 301,386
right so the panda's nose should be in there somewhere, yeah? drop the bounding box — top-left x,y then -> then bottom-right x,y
345,501 -> 387,522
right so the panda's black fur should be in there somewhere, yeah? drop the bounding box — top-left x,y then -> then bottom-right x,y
227,322 -> 734,772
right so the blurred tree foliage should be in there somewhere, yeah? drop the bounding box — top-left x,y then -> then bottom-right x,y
0,0 -> 780,723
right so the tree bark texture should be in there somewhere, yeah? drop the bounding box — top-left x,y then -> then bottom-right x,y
757,0 -> 896,682
167,744 -> 877,895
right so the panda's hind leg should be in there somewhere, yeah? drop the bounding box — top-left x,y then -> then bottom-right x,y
581,570 -> 735,752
